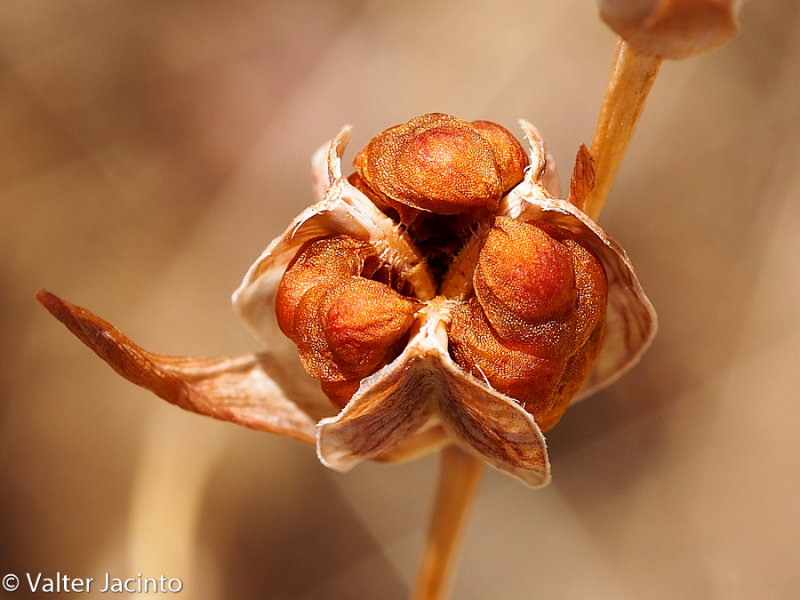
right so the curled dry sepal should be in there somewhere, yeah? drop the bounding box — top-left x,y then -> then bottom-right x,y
38,114 -> 656,487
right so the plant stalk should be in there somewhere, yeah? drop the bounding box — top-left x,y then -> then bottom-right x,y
411,446 -> 484,600
584,39 -> 662,221
411,36 -> 665,600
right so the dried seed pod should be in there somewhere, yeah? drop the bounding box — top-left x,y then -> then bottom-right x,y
321,278 -> 418,373
231,115 -> 656,485
598,0 -> 741,59
474,218 -> 576,347
39,114 -> 656,488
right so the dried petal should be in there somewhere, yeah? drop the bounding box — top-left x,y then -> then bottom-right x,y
316,364 -> 440,467
567,144 -> 596,211
318,298 -> 550,486
36,290 -> 323,442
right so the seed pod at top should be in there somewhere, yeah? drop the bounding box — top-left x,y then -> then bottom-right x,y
598,0 -> 740,59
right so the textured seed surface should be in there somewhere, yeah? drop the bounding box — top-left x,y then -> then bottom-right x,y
353,113 -> 528,216
448,217 -> 608,430
276,235 -> 378,338
275,235 -> 418,407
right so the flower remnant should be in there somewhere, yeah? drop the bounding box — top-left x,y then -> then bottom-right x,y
38,113 -> 656,487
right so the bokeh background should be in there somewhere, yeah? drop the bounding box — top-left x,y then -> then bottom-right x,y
2,1 -> 799,598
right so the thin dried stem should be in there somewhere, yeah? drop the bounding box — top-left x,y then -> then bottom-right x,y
411,446 -> 484,600
584,39 -> 662,221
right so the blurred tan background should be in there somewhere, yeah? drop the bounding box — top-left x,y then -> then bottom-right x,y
2,1 -> 799,598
